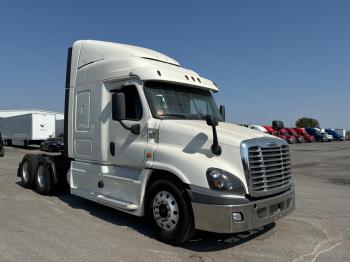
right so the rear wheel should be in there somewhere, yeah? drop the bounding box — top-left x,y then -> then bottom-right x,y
19,154 -> 38,188
146,179 -> 195,245
34,160 -> 54,195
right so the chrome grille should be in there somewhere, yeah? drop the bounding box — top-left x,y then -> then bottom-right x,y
247,144 -> 292,196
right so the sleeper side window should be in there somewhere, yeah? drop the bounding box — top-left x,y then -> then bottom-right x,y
76,91 -> 91,131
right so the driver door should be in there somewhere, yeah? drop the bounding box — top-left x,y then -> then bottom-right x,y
108,85 -> 147,167
100,85 -> 148,204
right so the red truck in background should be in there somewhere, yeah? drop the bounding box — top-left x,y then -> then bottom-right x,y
263,126 -> 277,136
279,128 -> 296,144
293,128 -> 315,142
285,128 -> 305,143
263,126 -> 295,144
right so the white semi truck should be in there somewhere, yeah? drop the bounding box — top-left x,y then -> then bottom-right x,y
17,40 -> 295,244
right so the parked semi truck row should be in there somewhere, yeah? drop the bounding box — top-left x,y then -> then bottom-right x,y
263,126 -> 295,144
17,40 -> 295,245
249,125 -> 346,143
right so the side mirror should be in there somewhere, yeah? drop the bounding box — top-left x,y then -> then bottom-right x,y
272,120 -> 284,130
112,93 -> 126,121
272,120 -> 284,135
206,115 -> 218,127
219,105 -> 225,122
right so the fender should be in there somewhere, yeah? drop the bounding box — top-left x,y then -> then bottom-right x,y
149,161 -> 191,185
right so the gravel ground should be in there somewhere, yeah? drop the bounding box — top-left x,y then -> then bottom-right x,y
0,142 -> 349,262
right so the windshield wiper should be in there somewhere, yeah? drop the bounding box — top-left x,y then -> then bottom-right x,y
159,113 -> 190,119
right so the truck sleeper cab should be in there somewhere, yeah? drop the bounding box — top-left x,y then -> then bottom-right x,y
279,128 -> 296,144
263,126 -> 295,144
285,128 -> 304,143
325,129 -> 344,141
293,128 -> 315,143
305,128 -> 327,142
17,40 -> 295,245
263,126 -> 277,136
316,128 -> 333,142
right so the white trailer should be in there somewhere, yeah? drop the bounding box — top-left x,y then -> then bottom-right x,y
0,110 -> 63,119
55,114 -> 64,137
0,113 -> 56,146
334,128 -> 346,138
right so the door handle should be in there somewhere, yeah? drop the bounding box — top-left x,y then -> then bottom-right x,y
110,142 -> 115,156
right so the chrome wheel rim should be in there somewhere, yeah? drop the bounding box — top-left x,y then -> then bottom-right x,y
152,191 -> 179,231
22,161 -> 29,182
37,165 -> 46,188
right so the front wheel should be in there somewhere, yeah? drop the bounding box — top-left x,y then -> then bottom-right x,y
146,179 -> 195,245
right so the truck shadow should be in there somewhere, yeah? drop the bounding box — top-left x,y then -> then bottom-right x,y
56,192 -> 152,235
6,145 -> 40,151
55,192 -> 275,251
182,223 -> 275,251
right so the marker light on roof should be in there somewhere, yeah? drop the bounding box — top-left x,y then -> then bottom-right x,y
157,70 -> 161,76
197,78 -> 201,83
185,75 -> 189,80
191,76 -> 195,81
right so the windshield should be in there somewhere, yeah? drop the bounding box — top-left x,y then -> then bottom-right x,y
144,81 -> 222,120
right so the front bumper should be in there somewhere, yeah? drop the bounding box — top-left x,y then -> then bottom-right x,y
190,188 -> 295,233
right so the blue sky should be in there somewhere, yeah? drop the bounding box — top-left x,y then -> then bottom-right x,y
1,1 -> 349,129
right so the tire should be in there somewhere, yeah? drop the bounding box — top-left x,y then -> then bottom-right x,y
34,159 -> 54,195
146,179 -> 195,245
19,154 -> 38,188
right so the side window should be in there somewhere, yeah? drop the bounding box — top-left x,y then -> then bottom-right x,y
76,91 -> 90,131
117,86 -> 143,121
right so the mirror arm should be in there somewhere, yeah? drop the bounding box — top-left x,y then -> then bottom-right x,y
211,126 -> 222,155
205,115 -> 222,155
118,121 -> 140,135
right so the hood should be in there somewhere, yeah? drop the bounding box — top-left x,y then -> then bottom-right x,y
154,120 -> 284,190
158,120 -> 275,148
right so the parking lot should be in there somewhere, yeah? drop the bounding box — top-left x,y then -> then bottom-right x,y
0,142 -> 349,262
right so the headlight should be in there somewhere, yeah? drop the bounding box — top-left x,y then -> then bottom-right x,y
206,168 -> 246,194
